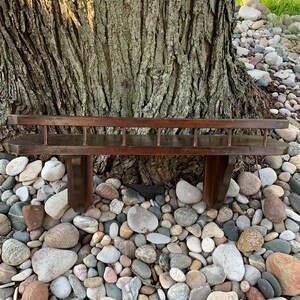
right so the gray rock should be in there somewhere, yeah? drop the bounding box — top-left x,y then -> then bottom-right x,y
167,283 -> 190,300
226,179 -> 240,197
290,193 -> 300,213
236,215 -> 251,230
45,188 -> 69,220
32,248 -> 77,282
105,283 -> 122,300
50,276 -> 72,298
1,239 -> 30,266
8,202 -> 27,230
0,262 -> 17,284
288,22 -> 300,34
132,259 -> 151,279
122,188 -> 145,205
201,264 -> 226,285
238,5 -> 262,21
257,278 -> 275,298
0,287 -> 14,299
73,215 -> 98,233
264,239 -> 291,254
122,277 -> 141,300
16,186 -> 30,202
255,168 -> 277,186
135,245 -> 157,264
2,176 -> 15,190
174,207 -> 198,226
243,265 -> 261,285
170,254 -> 192,269
146,232 -> 171,244
97,245 -> 120,264
265,52 -> 279,66
86,285 -> 106,300
5,156 -> 28,176
190,283 -> 211,300
264,156 -> 282,169
262,272 -> 282,297
176,180 -> 202,204
212,243 -> 245,281
68,274 -> 87,299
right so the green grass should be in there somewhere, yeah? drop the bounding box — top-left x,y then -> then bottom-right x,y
236,0 -> 300,15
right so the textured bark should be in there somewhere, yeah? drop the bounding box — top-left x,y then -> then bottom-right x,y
0,0 -> 268,185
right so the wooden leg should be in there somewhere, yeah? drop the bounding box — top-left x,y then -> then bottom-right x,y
66,155 -> 93,212
203,155 -> 236,208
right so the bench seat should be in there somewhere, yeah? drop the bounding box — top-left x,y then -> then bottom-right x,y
8,134 -> 287,156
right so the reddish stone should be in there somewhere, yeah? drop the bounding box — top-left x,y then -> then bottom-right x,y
22,281 -> 48,300
213,281 -> 232,292
266,253 -> 300,296
19,275 -> 38,294
263,197 -> 287,224
22,205 -> 44,231
246,287 -> 266,300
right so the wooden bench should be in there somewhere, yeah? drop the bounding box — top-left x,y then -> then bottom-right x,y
7,115 -> 289,211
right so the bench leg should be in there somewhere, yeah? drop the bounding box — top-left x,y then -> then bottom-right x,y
203,155 -> 236,208
66,155 -> 94,212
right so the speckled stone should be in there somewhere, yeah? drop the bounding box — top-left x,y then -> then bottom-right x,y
167,283 -> 190,300
263,197 -> 287,223
237,227 -> 264,252
96,182 -> 119,200
170,254 -> 192,270
174,207 -> 198,226
201,265 -> 226,285
237,172 -> 261,196
1,239 -> 30,266
264,239 -> 291,254
176,180 -> 202,204
8,202 -> 27,230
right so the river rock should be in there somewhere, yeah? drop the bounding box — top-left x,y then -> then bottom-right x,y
244,264 -> 261,286
237,227 -> 264,252
44,222 -> 79,248
122,277 -> 141,300
22,281 -> 49,300
5,156 -> 28,176
19,160 -> 42,182
132,259 -> 151,279
127,206 -> 158,233
146,232 -> 171,244
0,263 -> 17,284
170,254 -> 192,269
97,245 -> 120,264
32,248 -> 77,282
176,180 -> 202,204
226,178 -> 240,197
1,239 -> 30,266
41,159 -> 65,181
264,239 -> 291,254
255,167 -> 277,186
135,245 -> 157,264
174,207 -> 198,226
190,283 -> 211,300
202,222 -> 224,238
167,283 -> 190,300
207,291 -> 239,300
212,243 -> 245,281
44,188 -> 69,220
8,201 -> 27,230
0,213 -> 11,236
263,197 -> 287,223
50,275 -> 72,298
237,172 -> 261,195
22,204 -> 44,231
266,253 -> 300,296
73,215 -> 98,233
201,264 -> 226,285
96,182 -> 119,200
262,272 -> 282,297
239,5 -> 262,21
68,274 -> 87,299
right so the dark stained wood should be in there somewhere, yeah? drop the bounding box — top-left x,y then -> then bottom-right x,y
203,155 -> 236,208
8,134 -> 288,156
8,114 -> 289,129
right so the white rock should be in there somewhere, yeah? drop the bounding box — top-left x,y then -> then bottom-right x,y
0,159 -> 9,175
286,209 -> 300,222
73,215 -> 98,233
109,199 -> 124,215
201,237 -> 215,253
176,180 -> 202,204
192,201 -> 207,214
87,285 -> 106,300
169,268 -> 186,283
236,194 -> 249,204
50,276 -> 72,298
11,268 -> 32,281
186,236 -> 202,252
255,167 -> 277,186
16,186 -> 30,202
265,52 -> 278,66
45,189 -> 69,220
146,233 -> 171,244
202,222 -> 224,239
19,160 -> 42,182
6,157 -> 29,176
239,5 -> 262,21
212,243 -> 245,281
41,160 -> 66,182
226,179 -> 240,198
207,291 -> 238,300
247,70 -> 269,80
97,245 -> 120,264
32,248 -> 77,282
282,162 -> 297,174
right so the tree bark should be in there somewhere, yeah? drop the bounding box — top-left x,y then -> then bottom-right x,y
0,0 -> 269,185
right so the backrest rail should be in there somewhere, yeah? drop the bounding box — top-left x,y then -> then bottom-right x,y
8,115 -> 288,129
157,128 -> 161,146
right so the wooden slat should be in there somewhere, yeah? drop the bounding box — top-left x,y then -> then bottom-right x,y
8,134 -> 288,156
8,114 -> 289,129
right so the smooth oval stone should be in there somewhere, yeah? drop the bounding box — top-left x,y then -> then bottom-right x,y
256,168 -> 277,186
264,239 -> 291,254
212,243 -> 245,281
132,259 -> 151,279
6,157 -> 28,176
97,246 -> 120,264
19,160 -> 42,182
244,265 -> 261,286
44,222 -> 80,248
1,239 -> 30,266
176,180 -> 202,204
207,291 -> 239,300
279,230 -> 295,241
32,248 -> 77,282
0,214 -> 11,236
170,254 -> 192,269
262,272 -> 282,297
263,197 -> 287,224
237,172 -> 261,196
96,182 -> 119,200
187,236 -> 202,252
257,278 -> 275,298
122,188 -> 145,205
201,264 -> 226,285
44,189 -> 69,220
68,274 -> 87,299
127,206 -> 158,233
236,215 -> 251,230
202,222 -> 224,239
146,233 -> 171,244
73,215 -> 98,233
135,245 -> 157,264
11,268 -> 32,281
22,204 -> 44,231
8,202 -> 27,230
50,276 -> 72,298
167,283 -> 190,300
22,281 -> 49,300
174,207 -> 198,227
41,160 -> 66,182
0,262 -> 17,283
170,267 -> 186,282
201,237 -> 215,253
2,176 -> 15,190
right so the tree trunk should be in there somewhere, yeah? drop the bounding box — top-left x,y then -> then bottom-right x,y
0,0 -> 269,185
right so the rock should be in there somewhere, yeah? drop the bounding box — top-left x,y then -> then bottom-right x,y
16,186 -> 30,202
8,202 -> 27,230
11,268 -> 32,281
236,215 -> 251,230
96,182 -> 119,200
201,237 -> 215,253
263,197 -> 287,223
19,160 -> 42,182
212,243 -> 245,281
226,179 -> 240,197
290,193 -> 300,213
246,287 -> 266,300
275,126 -> 297,142
257,278 -> 275,299
127,206 -> 158,233
202,222 -> 224,239
207,291 -> 239,300
122,187 -> 145,205
135,245 -> 156,264
86,284 -> 106,300
146,232 -> 171,244
121,277 -> 141,300
265,156 -> 282,169
0,213 -> 11,236
290,154 -> 300,170
159,272 -> 175,289
73,215 -> 98,233
109,199 -> 124,214
22,205 -> 44,231
44,222 -> 79,248
255,168 -> 277,187
266,253 -> 300,296
50,276 -> 72,298
263,185 -> 284,198
282,162 -> 297,174
32,248 -> 77,282
237,172 -> 261,195
103,267 -> 117,283
68,274 -> 87,299
1,239 -> 30,266
262,272 -> 282,297
169,268 -> 186,282
167,283 -> 190,300
288,22 -> 300,34
264,239 -> 291,254
41,160 -> 65,181
22,281 -> 49,300
170,254 -> 192,270
238,5 -> 262,21
0,263 -> 17,284
279,230 -> 295,241
0,159 -> 9,174
44,189 -> 69,220
201,264 -> 226,285
97,245 -> 120,264
237,227 -> 264,252
5,156 -> 28,176
176,180 -> 202,204
244,265 -> 261,286
174,207 -> 198,226
187,236 -> 202,252
265,52 -> 279,66
217,207 -> 233,223
190,283 -> 211,300
186,270 -> 206,288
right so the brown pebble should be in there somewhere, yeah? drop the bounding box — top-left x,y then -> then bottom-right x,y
263,197 -> 287,223
22,205 -> 44,231
19,274 -> 38,294
232,201 -> 245,215
213,281 -> 232,292
76,244 -> 92,264
29,228 -> 45,240
190,260 -> 202,270
22,281 -> 48,300
119,267 -> 132,277
246,287 -> 266,300
214,236 -> 227,246
140,286 -> 156,295
81,233 -> 92,245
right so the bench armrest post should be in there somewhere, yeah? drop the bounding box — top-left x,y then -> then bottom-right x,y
193,129 -> 198,147
43,126 -> 48,145
122,128 -> 126,146
83,127 -> 87,145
